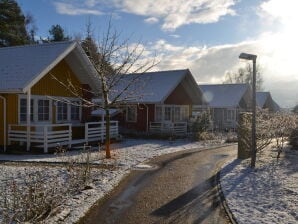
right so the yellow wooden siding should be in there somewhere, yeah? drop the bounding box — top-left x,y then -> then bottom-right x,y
0,60 -> 86,146
31,59 -> 83,97
0,94 -> 18,145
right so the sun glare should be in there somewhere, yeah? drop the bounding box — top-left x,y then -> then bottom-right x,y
260,0 -> 298,79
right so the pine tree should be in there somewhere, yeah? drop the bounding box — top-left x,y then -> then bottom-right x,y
48,24 -> 70,42
0,0 -> 30,47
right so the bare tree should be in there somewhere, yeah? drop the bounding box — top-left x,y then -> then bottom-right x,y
52,21 -> 157,158
224,62 -> 264,91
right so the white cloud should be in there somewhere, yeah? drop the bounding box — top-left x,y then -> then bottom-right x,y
113,0 -> 236,31
54,2 -> 102,15
53,0 -> 236,31
144,17 -> 159,24
140,36 -> 297,107
170,34 -> 180,39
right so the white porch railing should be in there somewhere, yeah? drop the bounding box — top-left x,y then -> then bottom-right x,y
149,122 -> 187,136
8,121 -> 119,153
8,124 -> 72,153
85,121 -> 119,143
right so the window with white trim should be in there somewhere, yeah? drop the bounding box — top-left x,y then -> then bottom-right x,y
181,106 -> 189,121
154,105 -> 189,122
164,106 -> 172,121
38,99 -> 50,121
126,106 -> 137,122
173,107 -> 180,121
226,109 -> 236,121
57,102 -> 68,121
71,102 -> 80,121
20,99 -> 34,122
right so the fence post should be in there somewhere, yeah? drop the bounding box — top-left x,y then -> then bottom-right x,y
44,125 -> 48,153
115,121 -> 119,138
68,124 -> 72,149
101,121 -> 104,143
8,124 -> 11,145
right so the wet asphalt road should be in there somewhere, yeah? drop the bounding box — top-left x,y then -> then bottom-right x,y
80,144 -> 237,224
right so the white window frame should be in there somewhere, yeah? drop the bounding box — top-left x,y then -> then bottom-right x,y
70,101 -> 81,121
18,95 -> 81,124
55,99 -> 82,123
126,105 -> 137,122
19,95 -> 52,124
37,99 -> 50,122
56,101 -> 68,122
154,105 -> 189,122
226,109 -> 236,121
19,98 -> 34,122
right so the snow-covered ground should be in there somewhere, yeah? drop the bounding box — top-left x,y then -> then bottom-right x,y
220,147 -> 298,224
0,138 -> 223,223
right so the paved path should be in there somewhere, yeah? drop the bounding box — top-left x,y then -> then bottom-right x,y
81,145 -> 237,224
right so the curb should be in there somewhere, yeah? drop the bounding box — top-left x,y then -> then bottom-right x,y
216,169 -> 238,224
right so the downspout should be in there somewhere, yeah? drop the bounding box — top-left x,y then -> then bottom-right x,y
0,95 -> 6,152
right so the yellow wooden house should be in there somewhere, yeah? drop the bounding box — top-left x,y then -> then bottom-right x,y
0,41 -> 118,153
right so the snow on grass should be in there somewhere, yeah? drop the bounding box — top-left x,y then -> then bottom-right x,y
220,148 -> 298,224
0,138 -> 223,223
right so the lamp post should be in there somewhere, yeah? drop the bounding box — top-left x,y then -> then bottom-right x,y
239,52 -> 257,168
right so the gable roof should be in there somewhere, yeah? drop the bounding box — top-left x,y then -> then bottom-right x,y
257,91 -> 281,112
0,41 -> 100,93
199,83 -> 250,107
256,92 -> 271,108
110,69 -> 204,104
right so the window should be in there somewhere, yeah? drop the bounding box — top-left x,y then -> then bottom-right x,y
155,106 -> 162,121
164,106 -> 172,121
173,107 -> 180,121
38,100 -> 50,121
71,102 -> 80,121
57,102 -> 68,121
126,106 -> 137,122
20,99 -> 34,122
181,106 -> 189,121
226,109 -> 236,121
154,105 -> 189,122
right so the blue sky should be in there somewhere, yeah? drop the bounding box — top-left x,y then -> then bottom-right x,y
16,0 -> 298,107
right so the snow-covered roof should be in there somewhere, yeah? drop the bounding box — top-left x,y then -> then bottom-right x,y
199,84 -> 250,107
256,92 -> 271,108
257,91 -> 281,112
0,41 -> 100,93
110,69 -> 204,104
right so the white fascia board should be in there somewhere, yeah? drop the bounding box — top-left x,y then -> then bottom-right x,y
23,42 -> 77,93
74,44 -> 101,92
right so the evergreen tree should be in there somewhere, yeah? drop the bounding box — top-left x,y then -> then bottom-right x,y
0,0 -> 30,47
81,21 -> 99,62
48,24 -> 70,42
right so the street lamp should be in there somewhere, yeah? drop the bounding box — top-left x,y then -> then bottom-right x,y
239,52 -> 257,168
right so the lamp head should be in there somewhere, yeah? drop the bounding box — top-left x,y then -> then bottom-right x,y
239,53 -> 257,61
